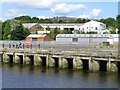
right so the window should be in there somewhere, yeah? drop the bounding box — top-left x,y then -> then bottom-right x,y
32,38 -> 37,41
72,38 -> 78,42
95,27 -> 98,30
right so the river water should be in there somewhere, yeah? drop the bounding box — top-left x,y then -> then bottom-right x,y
1,63 -> 120,88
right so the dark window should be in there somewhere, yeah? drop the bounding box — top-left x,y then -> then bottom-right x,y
72,38 -> 78,42
32,38 -> 37,41
95,27 -> 98,30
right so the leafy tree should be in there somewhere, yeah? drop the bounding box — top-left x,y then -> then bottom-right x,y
23,28 -> 30,38
109,26 -> 117,34
11,24 -> 24,40
78,31 -> 86,34
58,20 -> 64,23
117,15 -> 120,34
0,21 -> 2,40
46,26 -> 51,31
49,27 -> 59,40
75,18 -> 90,23
59,29 -> 72,34
100,18 -> 117,30
38,19 -> 45,23
14,16 -> 32,23
110,30 -> 116,34
2,19 -> 30,40
31,17 -> 39,23
59,29 -> 67,34
10,19 -> 30,40
3,20 -> 11,40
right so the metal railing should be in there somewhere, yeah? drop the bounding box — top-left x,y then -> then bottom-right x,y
0,40 -> 118,57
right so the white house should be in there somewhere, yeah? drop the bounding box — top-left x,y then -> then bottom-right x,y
79,20 -> 106,34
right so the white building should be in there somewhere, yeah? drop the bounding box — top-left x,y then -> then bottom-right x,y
79,20 -> 106,34
23,23 -> 83,33
56,34 -> 119,44
23,20 -> 107,34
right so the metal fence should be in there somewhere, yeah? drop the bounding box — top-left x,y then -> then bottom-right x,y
0,40 -> 97,50
0,40 -> 118,57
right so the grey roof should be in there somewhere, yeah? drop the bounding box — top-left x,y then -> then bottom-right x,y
56,34 -> 119,38
22,23 -> 83,29
23,23 -> 37,29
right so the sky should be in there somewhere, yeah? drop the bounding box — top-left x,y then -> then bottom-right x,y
0,0 -> 119,21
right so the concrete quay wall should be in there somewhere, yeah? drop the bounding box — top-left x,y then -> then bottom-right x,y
0,48 -> 120,73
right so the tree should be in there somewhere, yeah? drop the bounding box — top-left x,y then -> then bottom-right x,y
2,19 -> 30,40
58,20 -> 64,23
117,15 -> 120,34
31,17 -> 39,23
14,16 -> 32,23
78,31 -> 86,34
10,19 -> 30,40
11,24 -> 24,40
0,21 -> 2,40
49,27 -> 59,40
100,18 -> 117,30
46,26 -> 51,31
23,28 -> 30,39
59,29 -> 72,34
75,18 -> 90,23
3,20 -> 11,40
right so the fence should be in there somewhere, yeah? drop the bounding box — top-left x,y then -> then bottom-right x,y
0,40 -> 119,60
0,40 -> 118,56
0,40 -> 97,49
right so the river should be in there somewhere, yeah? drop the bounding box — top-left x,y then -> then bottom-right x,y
1,63 -> 120,88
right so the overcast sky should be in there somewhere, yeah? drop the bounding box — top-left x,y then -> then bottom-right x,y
0,0 -> 119,21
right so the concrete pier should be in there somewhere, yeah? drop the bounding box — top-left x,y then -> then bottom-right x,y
1,48 -> 120,73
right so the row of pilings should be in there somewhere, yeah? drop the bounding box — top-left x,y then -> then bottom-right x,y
1,51 -> 120,73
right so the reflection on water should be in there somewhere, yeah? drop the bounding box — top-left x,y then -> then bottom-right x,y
2,64 -> 120,88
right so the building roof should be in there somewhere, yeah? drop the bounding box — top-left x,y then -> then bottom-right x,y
27,34 -> 47,38
56,34 -> 119,38
23,23 -> 37,29
23,20 -> 105,29
85,20 -> 105,25
23,23 -> 83,28
40,34 -> 48,37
